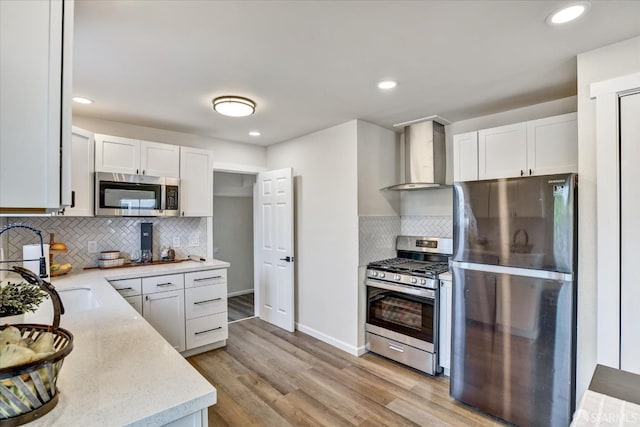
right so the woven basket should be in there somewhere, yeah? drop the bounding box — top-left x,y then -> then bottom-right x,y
0,267 -> 74,426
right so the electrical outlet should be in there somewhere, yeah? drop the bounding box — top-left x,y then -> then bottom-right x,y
189,233 -> 199,247
88,241 -> 97,253
172,236 -> 181,248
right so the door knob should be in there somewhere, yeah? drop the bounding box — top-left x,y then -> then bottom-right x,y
279,256 -> 294,262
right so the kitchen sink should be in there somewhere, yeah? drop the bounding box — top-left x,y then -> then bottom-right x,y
57,287 -> 101,312
34,287 -> 101,318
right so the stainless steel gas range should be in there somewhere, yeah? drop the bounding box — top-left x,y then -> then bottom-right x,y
365,236 -> 452,375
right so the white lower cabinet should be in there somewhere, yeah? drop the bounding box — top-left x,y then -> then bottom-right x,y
184,269 -> 228,351
144,289 -> 186,352
108,267 -> 228,355
125,295 -> 143,315
439,278 -> 452,376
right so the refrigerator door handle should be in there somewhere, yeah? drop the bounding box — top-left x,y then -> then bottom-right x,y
450,260 -> 573,282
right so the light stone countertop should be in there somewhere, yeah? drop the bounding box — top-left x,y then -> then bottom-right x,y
14,259 -> 229,426
439,271 -> 452,281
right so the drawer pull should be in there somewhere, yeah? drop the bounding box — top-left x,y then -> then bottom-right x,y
195,326 -> 222,336
388,343 -> 405,353
194,298 -> 222,305
156,282 -> 174,287
116,287 -> 134,292
193,276 -> 222,282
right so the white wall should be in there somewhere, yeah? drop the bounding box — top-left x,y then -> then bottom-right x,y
73,115 -> 267,170
213,196 -> 254,296
266,120 -> 360,354
356,120 -> 400,216
576,35 -> 640,403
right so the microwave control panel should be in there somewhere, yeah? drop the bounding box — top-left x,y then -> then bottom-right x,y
166,186 -> 179,210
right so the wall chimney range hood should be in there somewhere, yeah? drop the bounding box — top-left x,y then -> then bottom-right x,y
383,119 -> 449,191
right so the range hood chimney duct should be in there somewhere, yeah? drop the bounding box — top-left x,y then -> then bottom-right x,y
383,120 -> 448,191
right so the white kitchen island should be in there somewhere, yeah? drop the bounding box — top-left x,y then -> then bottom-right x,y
17,260 -> 229,426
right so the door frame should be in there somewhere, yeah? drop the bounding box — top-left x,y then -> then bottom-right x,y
590,72 -> 640,368
212,163 -> 266,317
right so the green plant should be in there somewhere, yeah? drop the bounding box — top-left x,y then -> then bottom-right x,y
0,281 -> 49,317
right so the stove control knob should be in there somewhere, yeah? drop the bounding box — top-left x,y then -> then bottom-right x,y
420,279 -> 427,285
371,271 -> 378,277
379,272 -> 385,278
394,274 -> 401,281
411,278 -> 417,284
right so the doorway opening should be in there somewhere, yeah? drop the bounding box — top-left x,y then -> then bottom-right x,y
213,171 -> 257,322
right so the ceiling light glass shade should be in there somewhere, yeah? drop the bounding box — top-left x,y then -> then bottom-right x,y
378,80 -> 397,89
249,131 -> 261,136
547,3 -> 589,25
212,96 -> 256,117
72,96 -> 93,104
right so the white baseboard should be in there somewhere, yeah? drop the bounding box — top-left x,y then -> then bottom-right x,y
356,345 -> 367,356
295,322 -> 359,356
227,289 -> 254,297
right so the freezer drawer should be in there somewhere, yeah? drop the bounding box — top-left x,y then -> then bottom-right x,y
450,266 -> 575,427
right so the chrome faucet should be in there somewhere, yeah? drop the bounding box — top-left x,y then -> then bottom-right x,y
0,223 -> 48,278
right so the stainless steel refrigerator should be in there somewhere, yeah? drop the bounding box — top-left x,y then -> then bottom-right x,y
450,173 -> 577,427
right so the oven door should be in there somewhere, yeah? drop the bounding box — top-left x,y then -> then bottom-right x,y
366,279 -> 437,351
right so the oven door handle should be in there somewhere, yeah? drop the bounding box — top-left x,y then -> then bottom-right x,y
366,279 -> 436,299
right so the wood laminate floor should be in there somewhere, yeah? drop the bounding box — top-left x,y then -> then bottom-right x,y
228,292 -> 255,322
187,318 -> 505,426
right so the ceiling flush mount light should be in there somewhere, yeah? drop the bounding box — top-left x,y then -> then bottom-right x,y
546,2 -> 590,25
72,96 -> 93,104
212,96 -> 256,117
378,80 -> 397,90
249,131 -> 261,137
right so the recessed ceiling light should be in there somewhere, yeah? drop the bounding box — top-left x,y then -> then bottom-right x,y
546,2 -> 590,25
249,131 -> 261,137
72,96 -> 93,104
378,80 -> 397,90
212,96 -> 256,117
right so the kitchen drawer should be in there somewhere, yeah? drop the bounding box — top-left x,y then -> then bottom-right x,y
186,312 -> 227,350
185,284 -> 226,320
185,269 -> 227,289
142,273 -> 184,294
110,278 -> 142,297
124,295 -> 143,315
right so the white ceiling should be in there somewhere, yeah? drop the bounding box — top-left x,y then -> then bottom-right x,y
72,1 -> 640,146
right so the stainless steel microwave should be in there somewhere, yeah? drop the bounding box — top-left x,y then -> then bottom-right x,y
95,172 -> 180,216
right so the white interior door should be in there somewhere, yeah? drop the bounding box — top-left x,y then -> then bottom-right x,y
255,168 -> 294,332
620,91 -> 640,374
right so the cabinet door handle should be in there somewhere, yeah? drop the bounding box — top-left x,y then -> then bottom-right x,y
529,169 -> 532,175
195,326 -> 222,336
156,282 -> 174,287
116,287 -> 134,291
71,190 -> 76,208
388,343 -> 405,353
194,276 -> 222,282
136,169 -> 139,174
142,169 -> 145,175
194,297 -> 222,305
520,170 -> 524,176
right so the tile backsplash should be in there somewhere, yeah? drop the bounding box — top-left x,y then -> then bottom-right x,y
4,217 -> 207,268
359,215 -> 453,265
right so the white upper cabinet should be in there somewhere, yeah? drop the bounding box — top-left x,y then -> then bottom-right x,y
95,134 -> 179,177
477,113 -> 577,180
478,123 -> 528,180
526,112 -> 578,175
0,0 -> 73,213
179,146 -> 214,217
140,141 -> 180,177
453,131 -> 479,182
64,127 -> 94,216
